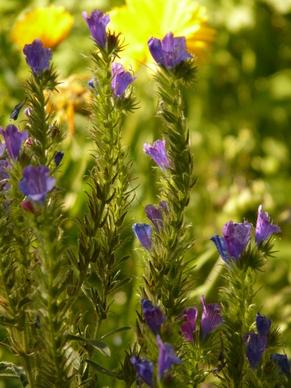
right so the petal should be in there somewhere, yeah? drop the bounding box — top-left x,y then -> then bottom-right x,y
211,235 -> 229,261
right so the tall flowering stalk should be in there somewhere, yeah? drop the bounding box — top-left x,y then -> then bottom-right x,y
140,33 -> 197,319
20,40 -> 73,386
0,39 -> 73,387
23,39 -> 62,165
212,206 -> 285,387
68,10 -> 136,383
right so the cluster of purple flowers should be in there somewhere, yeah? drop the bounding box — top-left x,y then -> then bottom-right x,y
211,205 -> 280,262
83,9 -> 192,70
132,296 -> 223,385
130,299 -> 181,386
83,10 -> 135,98
130,335 -> 181,387
181,296 -> 223,341
244,313 -> 290,375
0,124 -> 28,190
244,313 -> 271,368
133,200 -> 168,250
0,40 -> 63,206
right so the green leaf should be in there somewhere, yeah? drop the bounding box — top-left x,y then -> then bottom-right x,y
100,326 -> 131,340
67,335 -> 111,357
86,359 -> 119,378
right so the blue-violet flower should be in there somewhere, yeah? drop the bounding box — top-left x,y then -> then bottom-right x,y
256,313 -> 271,338
145,203 -> 164,231
200,296 -> 222,339
54,151 -> 64,167
255,205 -> 280,244
211,221 -> 252,262
0,125 -> 28,160
270,354 -> 290,376
19,165 -> 55,203
23,39 -> 52,75
132,223 -> 152,250
245,332 -> 267,368
144,139 -> 170,170
157,335 -> 181,378
82,10 -> 110,48
130,356 -> 154,387
10,101 -> 25,121
141,299 -> 165,334
111,63 -> 135,97
181,308 -> 198,342
148,32 -> 191,69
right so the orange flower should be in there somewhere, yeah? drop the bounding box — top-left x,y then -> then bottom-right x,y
11,5 -> 74,48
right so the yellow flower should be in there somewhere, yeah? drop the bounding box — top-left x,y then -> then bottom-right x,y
11,6 -> 74,48
45,75 -> 91,136
109,0 -> 215,68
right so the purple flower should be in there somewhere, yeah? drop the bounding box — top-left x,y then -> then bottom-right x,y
54,151 -> 64,167
181,308 -> 198,342
255,205 -> 280,244
0,125 -> 28,160
88,78 -> 95,89
144,139 -> 170,170
148,32 -> 191,69
132,223 -> 152,250
256,313 -> 271,338
19,165 -> 55,203
245,332 -> 267,368
23,39 -> 52,75
82,10 -> 110,48
270,354 -> 290,376
10,100 -> 25,120
200,296 -> 222,339
130,356 -> 154,387
157,336 -> 181,378
141,299 -> 166,334
111,63 -> 135,97
211,221 -> 252,262
145,204 -> 164,231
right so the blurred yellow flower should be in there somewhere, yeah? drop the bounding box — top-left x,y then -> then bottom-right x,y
46,75 -> 91,136
11,6 -> 74,48
109,0 -> 215,68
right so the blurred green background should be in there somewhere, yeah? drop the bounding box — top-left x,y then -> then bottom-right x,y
0,0 -> 290,386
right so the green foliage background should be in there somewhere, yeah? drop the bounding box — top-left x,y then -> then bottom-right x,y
0,0 -> 290,386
